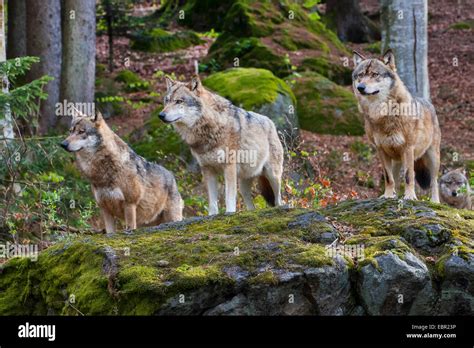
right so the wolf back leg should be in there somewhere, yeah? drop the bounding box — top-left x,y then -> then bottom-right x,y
239,178 -> 255,210
423,145 -> 440,203
262,164 -> 282,206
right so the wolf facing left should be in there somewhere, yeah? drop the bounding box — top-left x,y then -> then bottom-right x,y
60,110 -> 183,234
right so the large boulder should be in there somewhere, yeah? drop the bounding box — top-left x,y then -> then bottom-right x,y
0,199 -> 473,315
289,72 -> 364,136
203,68 -> 298,138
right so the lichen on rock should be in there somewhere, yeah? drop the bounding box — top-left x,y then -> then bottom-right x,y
0,199 -> 472,315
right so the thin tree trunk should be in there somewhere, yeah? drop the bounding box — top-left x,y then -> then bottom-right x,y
381,0 -> 429,99
104,0 -> 114,72
60,0 -> 96,126
26,0 -> 62,134
7,0 -> 27,59
0,0 -> 14,141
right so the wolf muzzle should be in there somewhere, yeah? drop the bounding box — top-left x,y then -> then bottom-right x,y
59,140 -> 71,151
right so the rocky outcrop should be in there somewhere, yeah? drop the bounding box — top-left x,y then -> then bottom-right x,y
0,199 -> 473,315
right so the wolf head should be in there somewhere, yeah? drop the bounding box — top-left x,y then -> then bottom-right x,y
440,168 -> 470,199
159,75 -> 203,127
352,49 -> 397,98
60,109 -> 104,153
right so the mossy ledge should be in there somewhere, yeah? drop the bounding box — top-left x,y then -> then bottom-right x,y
1,200 -> 473,315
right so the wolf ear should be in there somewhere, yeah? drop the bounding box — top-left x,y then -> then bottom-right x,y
455,167 -> 467,176
165,76 -> 176,91
70,105 -> 87,121
353,51 -> 366,67
93,112 -> 104,126
190,74 -> 201,92
383,49 -> 396,70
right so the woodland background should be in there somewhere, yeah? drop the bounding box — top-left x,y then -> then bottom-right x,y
0,0 -> 473,248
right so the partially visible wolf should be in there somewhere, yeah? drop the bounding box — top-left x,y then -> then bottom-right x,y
60,110 -> 183,234
439,168 -> 472,209
159,75 -> 284,215
352,49 -> 441,202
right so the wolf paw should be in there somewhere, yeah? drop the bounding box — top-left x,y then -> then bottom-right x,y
403,192 -> 418,200
379,193 -> 396,199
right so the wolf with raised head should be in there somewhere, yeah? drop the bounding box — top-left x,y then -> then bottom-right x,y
61,110 -> 183,234
352,49 -> 441,202
159,75 -> 284,215
439,168 -> 472,209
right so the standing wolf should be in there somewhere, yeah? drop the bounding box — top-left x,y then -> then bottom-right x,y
61,110 -> 183,234
352,49 -> 441,202
159,75 -> 284,215
439,168 -> 472,209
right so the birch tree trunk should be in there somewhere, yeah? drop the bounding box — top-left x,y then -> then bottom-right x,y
0,0 -> 14,141
26,0 -> 62,134
7,0 -> 27,59
381,0 -> 430,99
60,0 -> 96,126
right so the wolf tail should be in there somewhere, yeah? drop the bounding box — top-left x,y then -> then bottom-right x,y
258,176 -> 275,207
414,157 -> 431,190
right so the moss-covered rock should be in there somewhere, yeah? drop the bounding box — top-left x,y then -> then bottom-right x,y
1,199 -> 473,315
202,1 -> 349,78
298,57 -> 352,85
289,72 -> 363,136
130,28 -> 203,53
203,68 -> 297,134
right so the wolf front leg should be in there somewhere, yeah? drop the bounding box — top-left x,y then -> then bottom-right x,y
224,163 -> 237,213
377,150 -> 396,199
402,146 -> 417,200
124,203 -> 137,231
203,167 -> 219,215
101,209 -> 116,234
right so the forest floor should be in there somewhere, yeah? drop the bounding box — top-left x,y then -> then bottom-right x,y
96,0 -> 473,203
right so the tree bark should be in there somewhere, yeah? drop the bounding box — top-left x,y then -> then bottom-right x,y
7,0 -> 27,59
326,0 -> 380,43
60,0 -> 96,126
26,0 -> 62,134
381,0 -> 429,99
1,0 -> 14,141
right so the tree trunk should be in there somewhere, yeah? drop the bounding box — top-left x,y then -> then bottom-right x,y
7,0 -> 27,59
326,0 -> 380,43
1,0 -> 14,141
60,0 -> 96,126
26,0 -> 62,134
381,0 -> 429,99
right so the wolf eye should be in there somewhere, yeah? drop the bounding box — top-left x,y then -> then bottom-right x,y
78,129 -> 86,134
372,73 -> 380,78
175,99 -> 183,104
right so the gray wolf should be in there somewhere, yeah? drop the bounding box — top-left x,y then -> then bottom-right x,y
159,75 -> 284,215
352,49 -> 441,202
439,168 -> 472,209
60,110 -> 183,234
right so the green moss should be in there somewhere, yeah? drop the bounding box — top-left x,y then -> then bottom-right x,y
289,72 -> 364,135
203,67 -> 296,110
293,244 -> 334,267
449,20 -> 474,30
129,110 -> 187,161
115,70 -> 150,92
249,270 -> 279,286
131,28 -> 204,53
299,57 -> 352,85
